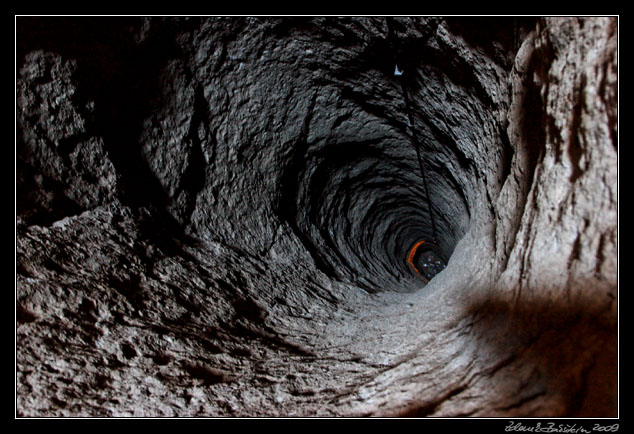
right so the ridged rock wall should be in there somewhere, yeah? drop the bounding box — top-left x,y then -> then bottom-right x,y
16,16 -> 617,417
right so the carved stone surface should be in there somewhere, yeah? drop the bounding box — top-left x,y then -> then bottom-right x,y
16,16 -> 617,417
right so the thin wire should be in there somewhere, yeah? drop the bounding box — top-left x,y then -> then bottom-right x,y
385,17 -> 438,244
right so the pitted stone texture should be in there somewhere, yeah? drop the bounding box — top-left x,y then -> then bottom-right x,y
16,17 -> 617,417
17,51 -> 118,224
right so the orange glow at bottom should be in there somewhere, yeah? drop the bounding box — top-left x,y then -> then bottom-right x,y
407,240 -> 427,275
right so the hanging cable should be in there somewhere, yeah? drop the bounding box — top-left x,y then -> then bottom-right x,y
385,17 -> 438,244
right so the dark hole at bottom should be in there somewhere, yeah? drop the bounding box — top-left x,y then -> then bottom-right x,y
408,241 -> 447,282
415,249 -> 446,280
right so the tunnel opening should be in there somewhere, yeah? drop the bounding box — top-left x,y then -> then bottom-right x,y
276,18 -> 481,293
279,119 -> 470,293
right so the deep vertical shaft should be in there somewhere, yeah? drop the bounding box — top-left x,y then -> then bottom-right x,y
385,17 -> 438,244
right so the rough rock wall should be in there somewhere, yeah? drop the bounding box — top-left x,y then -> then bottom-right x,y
16,16 -> 617,417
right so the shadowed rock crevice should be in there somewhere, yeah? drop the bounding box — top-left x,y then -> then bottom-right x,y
16,16 -> 617,417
